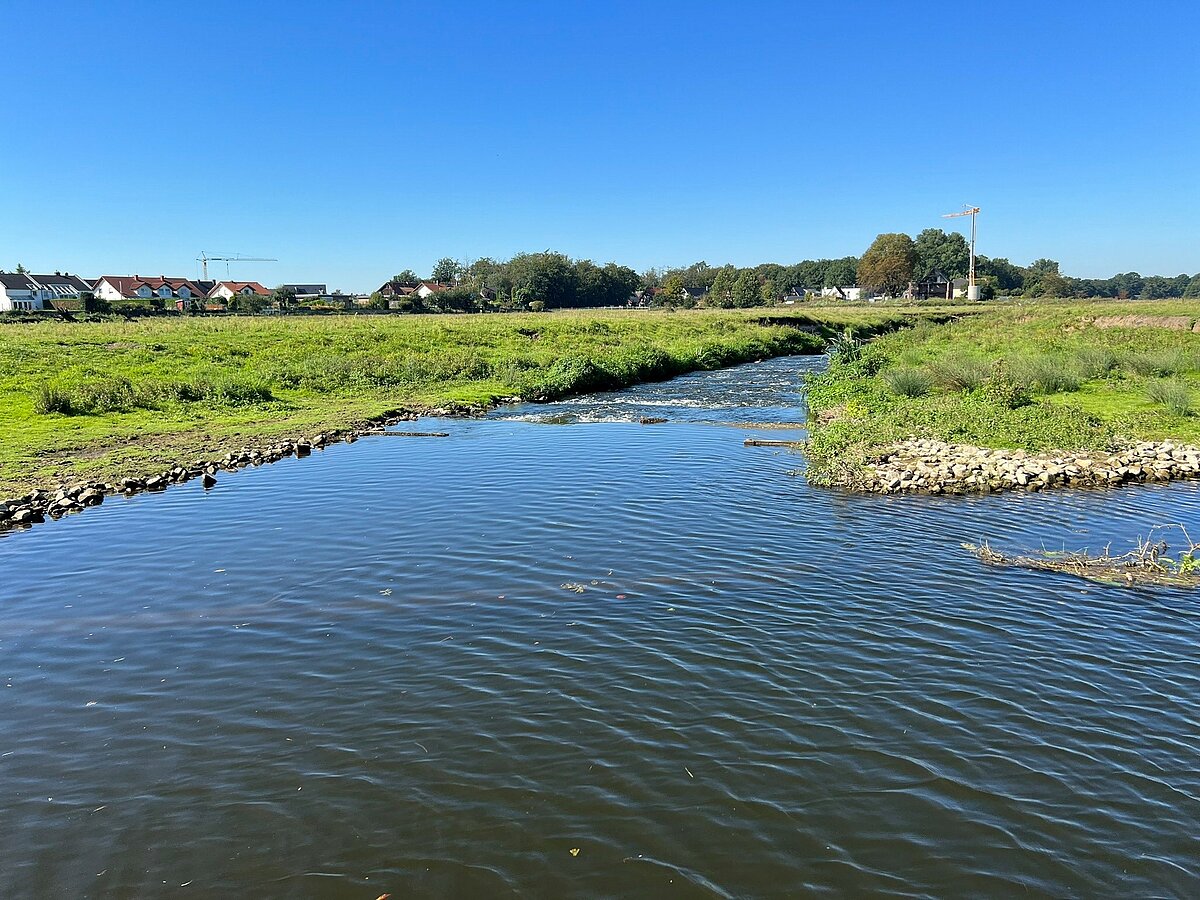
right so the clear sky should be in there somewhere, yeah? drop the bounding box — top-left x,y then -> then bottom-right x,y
3,0 -> 1197,291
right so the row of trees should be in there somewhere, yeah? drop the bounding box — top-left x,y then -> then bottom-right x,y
387,233 -> 1197,313
856,230 -> 1200,299
374,253 -> 642,313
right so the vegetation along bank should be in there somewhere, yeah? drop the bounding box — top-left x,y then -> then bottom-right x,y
805,301 -> 1200,494
0,306 -> 923,529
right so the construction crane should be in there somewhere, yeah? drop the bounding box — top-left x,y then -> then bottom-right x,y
197,251 -> 278,280
941,206 -> 981,300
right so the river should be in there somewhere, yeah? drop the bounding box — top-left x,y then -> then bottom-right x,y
1,356 -> 1198,897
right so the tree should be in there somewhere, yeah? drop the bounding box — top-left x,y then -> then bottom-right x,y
15,263 -> 28,274
507,251 -> 578,308
1183,275 -> 1200,299
858,233 -> 916,296
913,229 -> 969,279
430,258 -> 461,284
392,269 -> 419,284
270,285 -> 297,309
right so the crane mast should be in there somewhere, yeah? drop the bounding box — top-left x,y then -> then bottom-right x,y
941,206 -> 981,300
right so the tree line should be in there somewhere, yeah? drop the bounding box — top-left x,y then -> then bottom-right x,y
379,235 -> 1197,313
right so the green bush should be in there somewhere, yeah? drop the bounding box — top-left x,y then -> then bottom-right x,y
1074,347 -> 1118,378
882,367 -> 933,397
1124,349 -> 1194,377
1146,378 -> 1193,416
974,363 -> 1032,409
931,354 -> 991,392
1011,355 -> 1080,393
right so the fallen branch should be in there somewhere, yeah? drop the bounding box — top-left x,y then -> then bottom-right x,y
965,524 -> 1200,588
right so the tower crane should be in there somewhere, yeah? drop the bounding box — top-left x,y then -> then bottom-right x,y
197,251 -> 278,280
941,206 -> 980,300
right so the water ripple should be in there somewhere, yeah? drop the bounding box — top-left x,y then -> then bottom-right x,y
1,356 -> 1199,897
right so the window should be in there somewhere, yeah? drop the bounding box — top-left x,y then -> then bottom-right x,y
138,286 -> 152,297
158,286 -> 171,298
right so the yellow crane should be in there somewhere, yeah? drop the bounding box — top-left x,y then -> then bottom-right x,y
942,206 -> 981,300
197,251 -> 277,281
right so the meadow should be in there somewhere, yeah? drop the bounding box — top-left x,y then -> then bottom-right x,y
0,307 -> 908,496
805,301 -> 1200,485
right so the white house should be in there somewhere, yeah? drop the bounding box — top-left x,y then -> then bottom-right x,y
94,275 -> 212,306
208,281 -> 270,302
0,272 -> 93,311
819,285 -> 866,302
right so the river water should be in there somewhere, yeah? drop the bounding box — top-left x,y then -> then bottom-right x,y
2,356 -> 1198,897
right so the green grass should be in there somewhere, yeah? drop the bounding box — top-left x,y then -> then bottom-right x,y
0,307 -> 920,496
804,300 -> 1200,485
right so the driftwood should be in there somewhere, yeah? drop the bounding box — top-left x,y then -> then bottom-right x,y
965,524 -> 1200,588
744,438 -> 802,447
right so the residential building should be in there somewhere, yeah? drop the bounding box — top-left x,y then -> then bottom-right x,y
280,284 -> 327,300
376,280 -> 419,298
819,285 -> 866,302
0,272 -> 93,311
94,275 -> 212,306
208,281 -> 270,302
414,281 -> 449,300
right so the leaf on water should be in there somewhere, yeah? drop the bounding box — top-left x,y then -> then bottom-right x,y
569,848 -> 581,857
560,582 -> 586,594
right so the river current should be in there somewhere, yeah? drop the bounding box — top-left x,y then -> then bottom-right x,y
1,356 -> 1198,897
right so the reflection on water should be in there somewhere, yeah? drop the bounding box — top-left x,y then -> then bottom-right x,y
1,356 -> 1198,897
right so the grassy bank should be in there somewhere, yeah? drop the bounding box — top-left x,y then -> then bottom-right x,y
0,307 -> 922,497
805,301 -> 1200,486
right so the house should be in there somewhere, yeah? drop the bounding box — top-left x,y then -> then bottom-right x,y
819,285 -> 866,302
414,281 -> 449,300
208,281 -> 270,302
376,280 -> 419,298
1,272 -> 95,311
93,275 -> 211,307
280,284 -> 327,300
913,270 -> 953,301
950,278 -> 970,299
0,273 -> 38,310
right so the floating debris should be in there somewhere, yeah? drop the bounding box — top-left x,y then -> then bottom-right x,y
966,524 -> 1200,588
560,582 -> 586,594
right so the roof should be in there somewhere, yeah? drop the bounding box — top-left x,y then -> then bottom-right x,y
0,273 -> 36,290
214,281 -> 269,295
97,275 -> 208,298
418,281 -> 449,292
378,280 -> 418,294
918,269 -> 951,284
281,284 -> 327,295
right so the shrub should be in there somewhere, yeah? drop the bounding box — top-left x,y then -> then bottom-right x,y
975,362 -> 1032,409
931,354 -> 991,392
1146,378 -> 1193,416
33,383 -> 74,414
1124,349 -> 1194,377
1074,347 -> 1118,379
1011,355 -> 1080,394
882,367 -> 933,397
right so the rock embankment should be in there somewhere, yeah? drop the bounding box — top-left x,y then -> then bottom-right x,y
0,406 -> 473,534
859,438 -> 1200,495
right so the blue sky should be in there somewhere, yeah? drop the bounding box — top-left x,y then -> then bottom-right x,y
3,0 -> 1197,291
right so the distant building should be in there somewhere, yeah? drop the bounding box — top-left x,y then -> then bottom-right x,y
819,285 -> 866,302
208,281 -> 270,302
0,272 -> 94,311
414,281 -> 449,300
913,270 -> 953,301
376,280 -> 419,298
280,284 -> 327,299
94,275 -> 212,307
